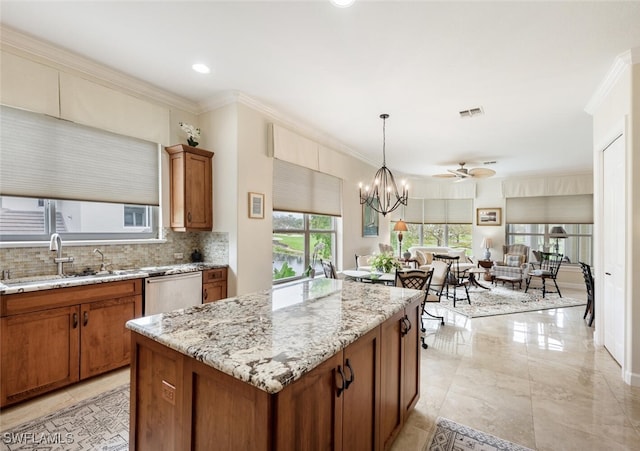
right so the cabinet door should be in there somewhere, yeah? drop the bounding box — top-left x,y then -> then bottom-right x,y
1,306 -> 79,406
379,309 -> 404,450
342,327 -> 381,451
276,352 -> 344,451
80,295 -> 141,379
185,152 -> 212,230
402,300 -> 421,415
203,282 -> 226,303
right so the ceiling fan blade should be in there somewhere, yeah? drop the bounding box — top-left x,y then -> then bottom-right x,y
468,168 -> 496,178
448,169 -> 471,177
433,173 -> 456,178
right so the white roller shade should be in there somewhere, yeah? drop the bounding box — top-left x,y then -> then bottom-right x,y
273,159 -> 342,216
506,195 -> 593,223
446,199 -> 473,223
423,199 -> 446,223
0,105 -> 159,205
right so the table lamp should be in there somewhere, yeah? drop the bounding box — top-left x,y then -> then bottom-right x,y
550,226 -> 567,254
481,237 -> 493,260
393,219 -> 408,258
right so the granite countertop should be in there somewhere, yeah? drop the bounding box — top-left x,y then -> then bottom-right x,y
126,278 -> 423,394
0,262 -> 227,295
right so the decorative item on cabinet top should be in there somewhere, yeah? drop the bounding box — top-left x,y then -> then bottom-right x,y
178,122 -> 201,147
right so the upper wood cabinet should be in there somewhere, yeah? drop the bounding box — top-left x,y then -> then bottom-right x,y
165,144 -> 214,232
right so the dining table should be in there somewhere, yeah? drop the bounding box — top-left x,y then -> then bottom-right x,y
342,269 -> 397,286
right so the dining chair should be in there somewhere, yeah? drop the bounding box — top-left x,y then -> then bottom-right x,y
395,268 -> 443,350
432,254 -> 470,307
525,252 -> 563,298
579,261 -> 594,326
320,259 -> 338,279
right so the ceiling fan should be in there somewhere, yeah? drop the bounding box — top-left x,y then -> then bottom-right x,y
433,162 -> 496,180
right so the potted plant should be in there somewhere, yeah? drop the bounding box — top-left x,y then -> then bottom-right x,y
179,122 -> 201,147
369,253 -> 401,273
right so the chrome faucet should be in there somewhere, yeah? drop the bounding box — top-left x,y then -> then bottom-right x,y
49,233 -> 74,275
94,248 -> 107,272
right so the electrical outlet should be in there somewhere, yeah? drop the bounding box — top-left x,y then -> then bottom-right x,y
174,253 -> 183,260
162,380 -> 175,405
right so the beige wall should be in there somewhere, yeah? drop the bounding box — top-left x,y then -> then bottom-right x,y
590,54 -> 640,386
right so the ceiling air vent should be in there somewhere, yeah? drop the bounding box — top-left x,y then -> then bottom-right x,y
459,107 -> 484,118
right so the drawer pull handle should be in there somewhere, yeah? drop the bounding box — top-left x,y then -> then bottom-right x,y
188,212 -> 192,223
83,311 -> 89,326
203,288 -> 208,300
345,359 -> 355,389
336,365 -> 346,397
72,313 -> 78,329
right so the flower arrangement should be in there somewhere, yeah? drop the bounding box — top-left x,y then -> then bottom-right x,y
369,253 -> 401,273
304,242 -> 325,277
179,122 -> 201,147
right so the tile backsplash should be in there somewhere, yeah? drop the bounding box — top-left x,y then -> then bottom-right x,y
0,228 -> 228,279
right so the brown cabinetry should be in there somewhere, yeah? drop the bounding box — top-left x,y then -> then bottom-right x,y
276,327 -> 381,451
0,279 -> 142,407
379,300 -> 421,450
165,144 -> 213,232
202,267 -> 227,303
129,298 -> 420,451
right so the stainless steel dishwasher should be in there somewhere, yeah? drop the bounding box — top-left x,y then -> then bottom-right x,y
143,271 -> 202,316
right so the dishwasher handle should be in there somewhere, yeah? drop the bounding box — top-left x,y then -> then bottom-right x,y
146,272 -> 202,284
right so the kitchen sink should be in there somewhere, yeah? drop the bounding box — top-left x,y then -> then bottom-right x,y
2,270 -> 146,287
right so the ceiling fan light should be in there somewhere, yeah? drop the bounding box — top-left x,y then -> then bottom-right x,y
330,0 -> 355,8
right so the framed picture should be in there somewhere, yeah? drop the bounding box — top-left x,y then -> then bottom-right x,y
248,192 -> 264,219
477,207 -> 502,226
362,202 -> 379,237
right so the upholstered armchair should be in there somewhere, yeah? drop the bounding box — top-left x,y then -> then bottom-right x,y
490,244 -> 531,288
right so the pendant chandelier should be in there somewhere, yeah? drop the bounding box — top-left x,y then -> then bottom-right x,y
359,114 -> 408,217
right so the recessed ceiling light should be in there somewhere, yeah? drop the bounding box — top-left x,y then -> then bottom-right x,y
330,0 -> 355,8
192,63 -> 211,74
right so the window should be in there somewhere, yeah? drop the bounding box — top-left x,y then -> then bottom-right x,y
273,211 -> 337,283
390,223 -> 472,255
506,224 -> 593,265
0,196 -> 158,241
390,198 -> 473,255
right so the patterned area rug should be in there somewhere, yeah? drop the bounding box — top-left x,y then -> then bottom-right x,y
1,385 -> 129,451
426,417 -> 534,451
438,286 -> 586,318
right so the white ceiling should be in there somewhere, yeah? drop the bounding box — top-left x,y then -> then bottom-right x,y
2,1 -> 640,180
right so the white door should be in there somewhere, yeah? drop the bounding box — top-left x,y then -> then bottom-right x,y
603,135 -> 625,365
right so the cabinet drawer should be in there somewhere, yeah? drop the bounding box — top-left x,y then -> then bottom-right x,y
1,279 -> 143,317
202,268 -> 227,283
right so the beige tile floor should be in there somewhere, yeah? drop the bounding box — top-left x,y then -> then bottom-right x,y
392,287 -> 640,451
2,287 -> 640,450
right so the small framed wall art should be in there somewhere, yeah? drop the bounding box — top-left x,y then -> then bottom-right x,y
362,202 -> 379,237
477,207 -> 502,226
248,192 -> 265,219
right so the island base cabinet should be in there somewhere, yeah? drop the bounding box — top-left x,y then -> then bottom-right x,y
379,298 -> 422,450
129,300 -> 419,451
275,352 -> 343,450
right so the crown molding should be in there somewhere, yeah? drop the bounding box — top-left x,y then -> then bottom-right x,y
0,25 -> 200,114
200,90 -> 374,167
585,48 -> 639,115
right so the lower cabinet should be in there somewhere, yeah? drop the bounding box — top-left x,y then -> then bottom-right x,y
0,279 -> 142,407
129,297 -> 421,451
275,327 -> 381,451
202,267 -> 228,303
1,305 -> 80,406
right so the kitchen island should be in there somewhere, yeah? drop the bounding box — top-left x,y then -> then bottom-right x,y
126,278 -> 423,451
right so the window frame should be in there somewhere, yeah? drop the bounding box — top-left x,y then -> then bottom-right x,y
272,211 -> 337,284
